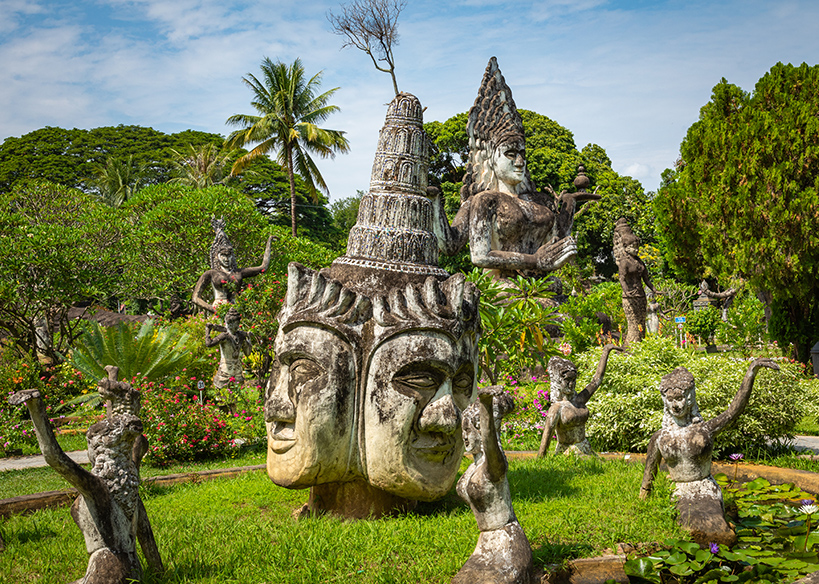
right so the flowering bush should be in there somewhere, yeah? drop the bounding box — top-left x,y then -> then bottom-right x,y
139,380 -> 234,465
498,378 -> 551,450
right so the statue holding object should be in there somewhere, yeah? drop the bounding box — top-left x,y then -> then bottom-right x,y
453,385 -> 533,584
192,217 -> 273,313
640,358 -> 779,545
536,344 -> 623,457
205,307 -> 252,390
9,366 -> 163,583
431,57 -> 600,279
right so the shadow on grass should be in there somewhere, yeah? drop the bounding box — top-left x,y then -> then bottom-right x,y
4,523 -> 60,545
143,558 -> 226,583
532,541 -> 595,565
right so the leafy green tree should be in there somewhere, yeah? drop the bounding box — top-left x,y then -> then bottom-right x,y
329,191 -> 363,234
0,181 -> 122,361
226,57 -> 350,237
0,126 -> 225,193
655,62 -> 819,361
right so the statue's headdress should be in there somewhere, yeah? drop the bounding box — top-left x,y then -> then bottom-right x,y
612,217 -> 640,263
210,217 -> 238,272
461,57 -> 537,200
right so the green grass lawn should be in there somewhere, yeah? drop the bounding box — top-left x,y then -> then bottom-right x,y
0,455 -> 682,583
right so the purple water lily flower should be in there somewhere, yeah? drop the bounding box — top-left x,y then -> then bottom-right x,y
728,453 -> 743,462
709,543 -> 719,554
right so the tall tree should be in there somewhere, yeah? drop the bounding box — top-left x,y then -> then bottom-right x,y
225,57 -> 350,237
327,0 -> 406,96
655,62 -> 819,361
93,155 -> 148,207
169,143 -> 232,189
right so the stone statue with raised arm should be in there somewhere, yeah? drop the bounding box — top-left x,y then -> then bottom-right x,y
192,217 -> 273,313
537,344 -> 623,457
640,358 -> 779,545
453,385 -> 533,584
9,366 -> 163,583
431,57 -> 600,280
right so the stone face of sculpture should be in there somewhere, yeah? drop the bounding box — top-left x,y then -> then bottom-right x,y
536,344 -> 623,457
613,218 -> 656,346
9,366 -> 162,583
265,263 -> 370,489
431,57 -> 600,279
205,307 -> 252,390
640,358 -> 779,545
453,386 -> 532,584
192,217 -> 273,313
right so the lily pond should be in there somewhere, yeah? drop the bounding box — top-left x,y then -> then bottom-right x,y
620,474 -> 819,583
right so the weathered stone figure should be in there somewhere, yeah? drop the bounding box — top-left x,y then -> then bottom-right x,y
205,307 -> 252,390
646,289 -> 661,335
698,280 -> 738,321
640,358 -> 779,545
536,344 -> 623,457
265,93 -> 481,518
613,218 -> 656,346
192,217 -> 272,313
453,386 -> 532,584
9,366 -> 162,583
431,57 -> 600,279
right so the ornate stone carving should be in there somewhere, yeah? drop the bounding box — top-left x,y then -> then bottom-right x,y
192,218 -> 273,313
431,57 -> 600,279
9,366 -> 162,583
613,218 -> 656,346
265,93 -> 481,518
640,359 -> 779,545
205,307 -> 252,390
453,386 -> 532,584
536,344 -> 623,457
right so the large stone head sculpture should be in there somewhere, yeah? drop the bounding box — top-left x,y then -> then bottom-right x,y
265,263 -> 372,488
361,273 -> 480,501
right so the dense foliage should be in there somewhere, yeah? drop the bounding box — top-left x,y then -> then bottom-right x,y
655,62 -> 819,361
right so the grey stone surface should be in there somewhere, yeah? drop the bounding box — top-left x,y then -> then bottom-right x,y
641,358 -> 780,546
613,218 -> 656,346
204,307 -> 251,390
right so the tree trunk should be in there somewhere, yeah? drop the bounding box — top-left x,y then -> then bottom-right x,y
285,145 -> 297,237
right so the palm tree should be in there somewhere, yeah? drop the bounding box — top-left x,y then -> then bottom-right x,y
168,143 -> 232,189
93,155 -> 147,207
225,57 -> 350,236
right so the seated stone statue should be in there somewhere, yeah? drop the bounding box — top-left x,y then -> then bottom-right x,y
453,385 -> 532,584
205,307 -> 252,390
640,358 -> 779,545
536,344 -> 623,457
192,217 -> 272,313
9,366 -> 162,584
432,57 -> 600,279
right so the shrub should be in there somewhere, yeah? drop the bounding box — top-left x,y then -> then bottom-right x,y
583,337 -> 812,455
685,305 -> 722,343
139,380 -> 234,465
559,281 -> 625,352
499,379 -> 551,451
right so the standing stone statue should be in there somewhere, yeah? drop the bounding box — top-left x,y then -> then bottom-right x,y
646,289 -> 661,335
9,366 -> 163,583
613,218 -> 656,346
431,57 -> 600,279
192,217 -> 273,313
453,386 -> 533,584
536,344 -> 623,457
640,358 -> 779,545
265,93 -> 481,519
205,307 -> 252,390
698,280 -> 739,321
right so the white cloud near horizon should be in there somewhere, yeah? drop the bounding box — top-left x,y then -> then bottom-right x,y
1,0 -> 818,199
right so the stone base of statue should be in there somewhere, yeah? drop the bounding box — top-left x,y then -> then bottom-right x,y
295,481 -> 417,520
452,522 -> 533,584
673,477 -> 737,547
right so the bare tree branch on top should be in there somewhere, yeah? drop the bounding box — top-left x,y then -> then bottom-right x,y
327,0 -> 407,96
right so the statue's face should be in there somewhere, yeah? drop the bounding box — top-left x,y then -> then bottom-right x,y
362,330 -> 476,500
217,249 -> 233,270
662,386 -> 692,420
492,140 -> 526,191
264,324 -> 356,488
549,358 -> 578,400
461,409 -> 481,457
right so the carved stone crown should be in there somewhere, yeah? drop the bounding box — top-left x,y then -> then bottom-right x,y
333,93 -> 448,280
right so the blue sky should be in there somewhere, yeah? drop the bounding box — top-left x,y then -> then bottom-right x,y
1,0 -> 817,200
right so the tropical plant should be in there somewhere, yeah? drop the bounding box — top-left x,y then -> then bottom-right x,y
225,57 -> 350,236
68,320 -> 202,408
467,269 -> 561,384
93,155 -> 148,207
168,143 -> 233,189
